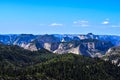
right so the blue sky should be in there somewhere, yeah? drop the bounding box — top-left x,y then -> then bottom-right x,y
0,0 -> 120,35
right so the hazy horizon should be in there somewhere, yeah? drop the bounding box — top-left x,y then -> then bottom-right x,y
0,33 -> 120,36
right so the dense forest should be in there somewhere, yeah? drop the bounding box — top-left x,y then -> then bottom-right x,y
0,44 -> 120,80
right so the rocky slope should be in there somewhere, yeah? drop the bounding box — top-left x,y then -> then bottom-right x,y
102,46 -> 120,66
24,39 -> 113,57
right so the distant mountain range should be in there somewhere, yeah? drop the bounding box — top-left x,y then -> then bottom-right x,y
0,33 -> 120,57
0,33 -> 120,58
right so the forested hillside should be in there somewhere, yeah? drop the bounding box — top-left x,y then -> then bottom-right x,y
0,44 -> 120,80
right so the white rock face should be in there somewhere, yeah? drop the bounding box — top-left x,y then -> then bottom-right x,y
61,38 -> 66,42
53,43 -> 75,54
53,45 -> 80,55
44,43 -> 51,51
107,48 -> 112,53
67,46 -> 80,55
118,63 -> 120,67
21,43 -> 27,48
94,53 -> 103,58
78,35 -> 86,40
112,59 -> 118,64
24,43 -> 38,51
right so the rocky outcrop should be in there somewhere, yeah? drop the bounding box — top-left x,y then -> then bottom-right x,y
102,46 -> 120,66
24,43 -> 38,51
24,39 -> 113,57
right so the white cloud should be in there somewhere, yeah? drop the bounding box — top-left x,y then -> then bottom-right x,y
49,23 -> 63,27
102,21 -> 109,25
73,20 -> 89,27
102,18 -> 110,25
